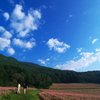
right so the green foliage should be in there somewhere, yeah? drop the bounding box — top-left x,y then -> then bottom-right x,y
0,54 -> 100,89
12,73 -> 25,84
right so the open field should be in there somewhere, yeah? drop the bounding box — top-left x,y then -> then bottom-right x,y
38,83 -> 100,100
0,84 -> 100,100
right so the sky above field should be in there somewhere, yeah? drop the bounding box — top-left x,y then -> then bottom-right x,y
0,0 -> 100,72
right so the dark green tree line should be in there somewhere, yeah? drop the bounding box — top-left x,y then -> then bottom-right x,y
0,54 -> 100,88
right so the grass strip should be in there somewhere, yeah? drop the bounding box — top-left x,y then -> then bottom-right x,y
0,89 -> 41,100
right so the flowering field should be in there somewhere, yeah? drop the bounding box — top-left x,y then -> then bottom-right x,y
0,87 -> 16,96
38,83 -> 100,100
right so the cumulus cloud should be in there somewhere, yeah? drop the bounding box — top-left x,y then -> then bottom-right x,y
3,12 -> 10,21
0,26 -> 5,32
0,26 -> 13,54
7,47 -> 15,55
92,38 -> 98,44
47,38 -> 70,53
0,26 -> 12,38
0,37 -> 10,50
55,52 -> 100,70
13,38 -> 35,49
2,31 -> 12,38
12,4 -> 25,20
0,4 -> 42,55
10,4 -> 41,37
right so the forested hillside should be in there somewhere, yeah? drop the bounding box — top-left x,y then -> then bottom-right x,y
0,54 -> 100,89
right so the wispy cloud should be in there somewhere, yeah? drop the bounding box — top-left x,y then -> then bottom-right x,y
69,14 -> 73,17
38,59 -> 46,65
92,38 -> 98,44
8,0 -> 15,5
38,58 -> 50,65
42,5 -> 47,9
47,38 -> 70,53
77,48 -> 82,52
96,48 -> 100,52
55,52 -> 100,71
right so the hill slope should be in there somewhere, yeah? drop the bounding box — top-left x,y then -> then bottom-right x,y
0,54 -> 100,88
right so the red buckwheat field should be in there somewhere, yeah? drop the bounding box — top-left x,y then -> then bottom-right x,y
38,83 -> 100,100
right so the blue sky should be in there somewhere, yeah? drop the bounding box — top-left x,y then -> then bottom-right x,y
0,0 -> 100,72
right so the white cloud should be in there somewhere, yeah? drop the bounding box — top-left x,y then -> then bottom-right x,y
33,10 -> 41,19
95,52 -> 100,61
0,27 -> 13,54
92,39 -> 98,44
12,4 -> 25,20
7,47 -> 15,55
0,26 -> 12,38
77,48 -> 82,52
55,52 -> 100,70
0,4 -> 42,55
46,58 -> 50,61
10,4 -> 41,37
2,31 -> 12,38
38,58 -> 50,65
13,38 -> 35,49
80,52 -> 93,58
0,37 -> 10,50
96,48 -> 100,52
38,59 -> 46,65
47,38 -> 70,53
18,29 -> 29,37
3,12 -> 10,21
0,26 -> 5,32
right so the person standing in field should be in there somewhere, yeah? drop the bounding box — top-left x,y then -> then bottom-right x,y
17,83 -> 21,94
23,83 -> 27,94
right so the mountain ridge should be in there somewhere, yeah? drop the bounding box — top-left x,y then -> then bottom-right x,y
0,54 -> 100,89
